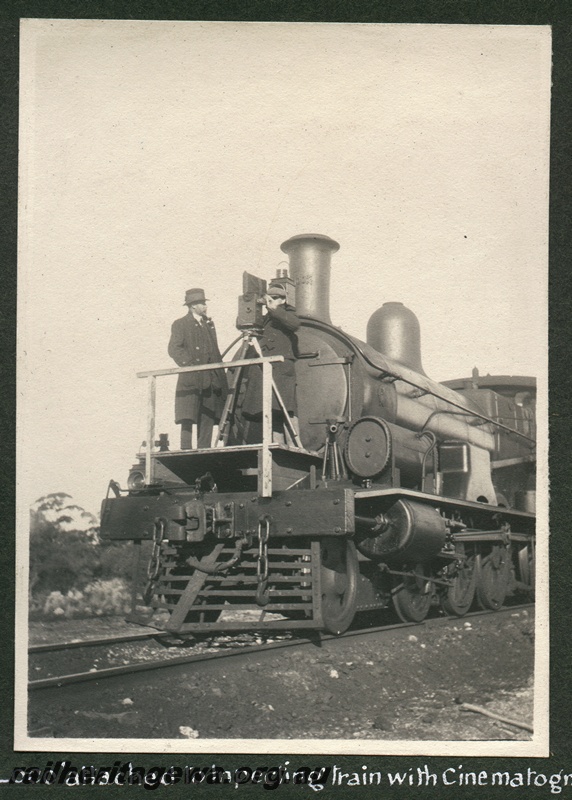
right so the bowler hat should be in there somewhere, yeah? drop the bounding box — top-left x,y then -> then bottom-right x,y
268,282 -> 287,297
184,288 -> 208,305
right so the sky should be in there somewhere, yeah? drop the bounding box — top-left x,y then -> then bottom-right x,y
18,21 -> 551,518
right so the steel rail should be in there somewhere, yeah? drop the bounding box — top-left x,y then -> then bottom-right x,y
29,630 -> 170,655
28,604 -> 533,693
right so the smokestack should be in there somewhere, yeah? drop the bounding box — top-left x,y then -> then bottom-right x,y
280,234 -> 340,323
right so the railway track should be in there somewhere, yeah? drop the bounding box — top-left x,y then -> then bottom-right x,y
28,604 -> 533,693
29,629 -> 171,654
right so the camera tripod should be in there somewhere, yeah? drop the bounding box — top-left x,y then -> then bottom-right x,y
217,329 -> 302,448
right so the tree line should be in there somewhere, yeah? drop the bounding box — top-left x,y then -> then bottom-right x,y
29,493 -> 134,616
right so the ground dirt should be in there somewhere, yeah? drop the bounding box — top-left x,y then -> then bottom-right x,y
28,608 -> 534,742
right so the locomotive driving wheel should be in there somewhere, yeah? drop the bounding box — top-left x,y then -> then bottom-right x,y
517,541 -> 535,599
475,545 -> 510,610
392,565 -> 433,623
440,547 -> 476,617
319,538 -> 358,635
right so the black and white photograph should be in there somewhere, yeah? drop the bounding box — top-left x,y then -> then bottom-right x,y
16,20 -> 549,757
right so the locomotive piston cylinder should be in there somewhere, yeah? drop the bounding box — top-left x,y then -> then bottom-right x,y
356,498 -> 446,562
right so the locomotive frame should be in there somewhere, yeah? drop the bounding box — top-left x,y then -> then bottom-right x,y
100,234 -> 536,637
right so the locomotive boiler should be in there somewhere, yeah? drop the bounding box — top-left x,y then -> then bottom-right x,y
100,234 -> 536,635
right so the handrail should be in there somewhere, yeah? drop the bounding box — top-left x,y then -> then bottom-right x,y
137,355 -> 284,379
137,355 -> 285,497
300,316 -> 535,445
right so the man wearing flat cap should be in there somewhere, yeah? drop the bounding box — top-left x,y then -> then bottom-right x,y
168,288 -> 228,449
242,279 -> 300,442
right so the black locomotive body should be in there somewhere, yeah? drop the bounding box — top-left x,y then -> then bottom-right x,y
100,234 -> 536,635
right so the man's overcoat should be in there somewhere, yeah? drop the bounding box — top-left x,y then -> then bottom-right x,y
242,305 -> 300,416
168,314 -> 228,423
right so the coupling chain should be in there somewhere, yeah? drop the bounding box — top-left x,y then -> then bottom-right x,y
255,516 -> 271,606
143,518 -> 165,603
186,537 -> 247,574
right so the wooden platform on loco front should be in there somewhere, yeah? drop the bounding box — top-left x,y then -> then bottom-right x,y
144,443 -> 323,493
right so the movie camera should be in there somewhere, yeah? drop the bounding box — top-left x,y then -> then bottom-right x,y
236,269 -> 296,332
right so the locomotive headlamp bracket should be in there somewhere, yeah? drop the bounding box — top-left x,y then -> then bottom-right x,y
308,355 -> 353,366
107,479 -> 123,498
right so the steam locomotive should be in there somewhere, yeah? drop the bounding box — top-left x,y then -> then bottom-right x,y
100,234 -> 536,635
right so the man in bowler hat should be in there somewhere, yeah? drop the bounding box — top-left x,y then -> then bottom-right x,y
168,288 -> 228,449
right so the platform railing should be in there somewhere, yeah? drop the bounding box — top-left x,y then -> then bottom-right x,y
137,356 -> 284,497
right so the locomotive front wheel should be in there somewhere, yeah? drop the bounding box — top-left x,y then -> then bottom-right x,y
392,566 -> 433,623
475,546 -> 510,610
319,538 -> 358,635
440,551 -> 476,617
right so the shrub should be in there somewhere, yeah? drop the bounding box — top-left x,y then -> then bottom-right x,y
31,578 -> 132,620
29,494 -> 137,617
